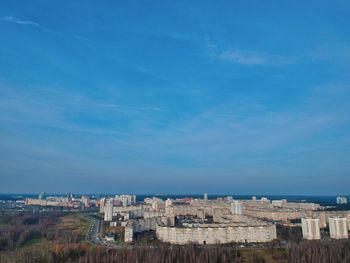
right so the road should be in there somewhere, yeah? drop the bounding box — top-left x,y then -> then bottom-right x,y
82,213 -> 105,245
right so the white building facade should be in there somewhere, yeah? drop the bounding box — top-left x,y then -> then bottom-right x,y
230,201 -> 242,215
301,218 -> 320,240
104,199 -> 113,221
329,217 -> 348,239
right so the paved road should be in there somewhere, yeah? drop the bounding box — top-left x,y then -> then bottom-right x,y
82,213 -> 105,245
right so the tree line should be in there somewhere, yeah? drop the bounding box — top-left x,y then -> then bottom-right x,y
1,240 -> 350,263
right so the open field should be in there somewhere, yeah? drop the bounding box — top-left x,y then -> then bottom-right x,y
49,214 -> 91,241
17,214 -> 91,250
0,212 -> 92,251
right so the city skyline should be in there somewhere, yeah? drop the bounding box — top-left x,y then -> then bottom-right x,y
1,1 -> 350,194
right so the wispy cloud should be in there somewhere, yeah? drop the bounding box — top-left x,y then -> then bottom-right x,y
205,39 -> 294,66
1,16 -> 39,26
218,49 -> 266,65
1,15 -> 86,40
0,84 -> 165,138
95,103 -> 162,112
217,48 -> 294,66
1,16 -> 51,32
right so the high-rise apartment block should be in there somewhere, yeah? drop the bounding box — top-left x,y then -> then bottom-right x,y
230,201 -> 242,215
336,196 -> 348,205
81,195 -> 90,208
301,218 -> 320,240
165,206 -> 175,226
165,198 -> 172,208
99,198 -> 106,213
104,199 -> 113,222
38,192 -> 46,200
329,217 -> 348,239
114,195 -> 136,206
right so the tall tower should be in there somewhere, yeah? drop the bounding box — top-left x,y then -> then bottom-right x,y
336,196 -> 348,204
204,193 -> 208,202
165,198 -> 172,208
329,217 -> 348,239
165,206 -> 175,226
104,199 -> 113,222
38,192 -> 46,200
81,195 -> 90,208
99,198 -> 106,213
301,218 -> 320,240
230,201 -> 242,215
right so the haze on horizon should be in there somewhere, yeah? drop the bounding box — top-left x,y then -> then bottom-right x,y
0,1 -> 350,195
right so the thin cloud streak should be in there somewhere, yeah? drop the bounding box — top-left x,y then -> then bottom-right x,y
1,16 -> 39,26
1,15 -> 88,41
206,40 -> 295,66
218,49 -> 266,65
1,16 -> 51,32
217,49 -> 295,65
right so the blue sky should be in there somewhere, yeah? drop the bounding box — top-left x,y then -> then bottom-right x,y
0,0 -> 349,195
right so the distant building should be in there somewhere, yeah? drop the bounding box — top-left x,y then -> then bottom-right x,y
165,198 -> 172,208
301,218 -> 320,240
272,200 -> 282,207
124,222 -> 134,242
329,217 -> 348,239
260,197 -> 270,204
204,193 -> 208,202
104,199 -> 113,222
336,196 -> 348,205
81,195 -> 90,208
226,196 -> 233,201
38,192 -> 46,200
272,199 -> 287,208
122,199 -> 128,207
151,201 -> 159,211
230,201 -> 242,215
99,198 -> 106,213
165,206 -> 175,226
114,195 -> 136,206
67,193 -> 74,201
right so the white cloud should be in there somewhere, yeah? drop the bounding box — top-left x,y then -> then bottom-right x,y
205,39 -> 294,66
218,49 -> 266,65
217,48 -> 294,66
1,15 -> 51,32
1,16 -> 40,26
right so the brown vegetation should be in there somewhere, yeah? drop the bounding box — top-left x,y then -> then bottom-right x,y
1,212 -> 349,263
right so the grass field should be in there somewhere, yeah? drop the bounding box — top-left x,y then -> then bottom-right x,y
51,214 -> 91,239
16,213 -> 92,250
